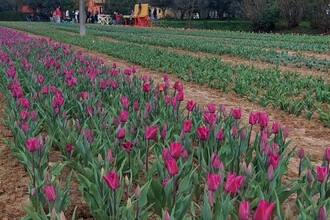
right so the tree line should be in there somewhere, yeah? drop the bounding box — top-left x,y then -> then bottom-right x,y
1,0 -> 329,32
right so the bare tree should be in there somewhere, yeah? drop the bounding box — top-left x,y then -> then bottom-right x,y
79,0 -> 85,36
280,0 -> 307,28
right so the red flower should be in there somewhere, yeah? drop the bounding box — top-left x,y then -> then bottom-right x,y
117,127 -> 126,139
238,201 -> 250,220
103,171 -> 120,190
119,110 -> 129,122
231,107 -> 242,120
316,166 -> 328,182
224,173 -> 245,194
207,173 -> 221,191
169,142 -> 182,159
145,125 -> 157,140
165,157 -> 179,176
122,141 -> 133,152
43,185 -> 56,202
197,126 -> 210,141
182,119 -> 192,133
253,199 -> 275,220
186,100 -> 195,112
25,137 -> 39,152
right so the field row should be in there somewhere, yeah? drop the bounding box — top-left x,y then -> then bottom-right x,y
56,24 -> 330,71
1,22 -> 329,127
1,26 -> 329,220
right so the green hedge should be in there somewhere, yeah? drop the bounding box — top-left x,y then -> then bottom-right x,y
0,12 -> 30,21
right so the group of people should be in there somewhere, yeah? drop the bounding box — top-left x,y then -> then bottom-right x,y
49,6 -> 79,24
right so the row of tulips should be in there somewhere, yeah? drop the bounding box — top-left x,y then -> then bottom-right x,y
0,27 -> 329,219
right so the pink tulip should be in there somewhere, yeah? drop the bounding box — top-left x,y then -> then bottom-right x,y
20,109 -> 29,120
25,137 -> 39,152
78,91 -> 89,100
253,199 -> 275,220
267,165 -> 274,180
207,103 -> 216,113
120,95 -> 129,109
207,173 -> 221,191
197,126 -> 210,141
142,82 -> 151,92
103,171 -> 120,190
324,147 -> 330,162
249,112 -> 258,125
211,153 -> 221,169
258,112 -> 269,129
162,148 -> 171,161
87,106 -> 94,116
160,123 -> 167,140
20,97 -> 30,108
66,143 -> 73,152
133,101 -> 139,111
316,166 -> 328,182
282,126 -> 289,138
169,142 -> 182,159
117,127 -> 126,139
317,206 -> 327,220
119,110 -> 129,122
232,124 -> 238,136
85,128 -> 94,144
268,153 -> 280,169
224,173 -> 245,194
182,119 -> 192,133
165,157 -> 179,176
186,100 -> 195,112
231,107 -> 242,120
123,68 -> 132,75
173,81 -> 183,92
30,111 -> 37,121
43,185 -> 56,202
163,208 -> 170,220
107,149 -> 113,162
298,148 -> 305,159
176,91 -> 184,101
271,121 -> 281,134
216,129 -> 225,141
181,149 -> 188,159
238,201 -> 250,220
145,125 -> 157,140
208,191 -> 214,207
204,113 -> 217,125
122,141 -> 133,152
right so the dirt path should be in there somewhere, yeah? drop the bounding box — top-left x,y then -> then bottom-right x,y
98,36 -> 330,81
0,93 -> 29,219
1,28 -> 329,218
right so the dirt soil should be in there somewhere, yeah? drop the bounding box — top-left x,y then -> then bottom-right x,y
0,28 -> 329,219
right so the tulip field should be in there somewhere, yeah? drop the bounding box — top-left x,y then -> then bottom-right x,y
0,23 -> 329,220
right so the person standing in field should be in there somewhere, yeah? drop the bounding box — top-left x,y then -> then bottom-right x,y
55,6 -> 61,23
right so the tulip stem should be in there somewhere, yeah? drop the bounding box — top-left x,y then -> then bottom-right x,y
32,152 -> 35,189
113,189 -> 117,219
172,176 -> 176,208
298,158 -> 302,177
135,199 -> 139,220
247,124 -> 253,151
145,140 -> 150,172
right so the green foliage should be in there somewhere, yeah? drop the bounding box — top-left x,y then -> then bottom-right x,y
0,11 -> 30,21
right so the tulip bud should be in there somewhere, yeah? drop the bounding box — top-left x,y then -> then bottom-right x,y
107,149 -> 113,162
127,198 -> 132,209
307,169 -> 313,183
208,191 -> 214,207
124,175 -> 130,187
31,187 -> 37,196
60,211 -> 66,220
238,201 -> 250,220
163,208 -> 170,220
324,147 -> 330,162
98,153 -> 103,162
296,148 -> 304,159
135,185 -> 141,199
45,170 -> 51,185
100,167 -> 105,180
317,206 -> 327,220
267,165 -> 274,180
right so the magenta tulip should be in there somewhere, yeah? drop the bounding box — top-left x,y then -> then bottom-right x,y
224,173 -> 245,194
165,157 -> 179,176
258,112 -> 269,129
253,199 -> 275,220
231,107 -> 242,120
324,147 -> 330,162
271,121 -> 281,134
169,142 -> 182,159
186,100 -> 195,112
142,82 -> 151,92
207,173 -> 221,191
207,103 -> 216,113
317,206 -> 327,220
182,119 -> 192,133
211,153 -> 221,169
216,129 -> 225,141
238,201 -> 250,220
298,148 -> 305,159
117,127 -> 126,139
65,143 -> 73,152
204,112 -> 217,125
197,126 -> 210,141
145,125 -> 157,140
119,110 -> 129,122
268,153 -> 280,169
25,137 -> 39,152
20,109 -> 29,120
176,91 -> 184,102
249,112 -> 258,125
103,171 -> 120,190
43,185 -> 56,202
316,166 -> 328,182
122,141 -> 133,152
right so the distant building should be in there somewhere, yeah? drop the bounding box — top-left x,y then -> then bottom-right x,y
87,0 -> 104,13
19,5 -> 34,13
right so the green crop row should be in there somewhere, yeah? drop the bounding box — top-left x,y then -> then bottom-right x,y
1,22 -> 329,126
54,24 -> 330,71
